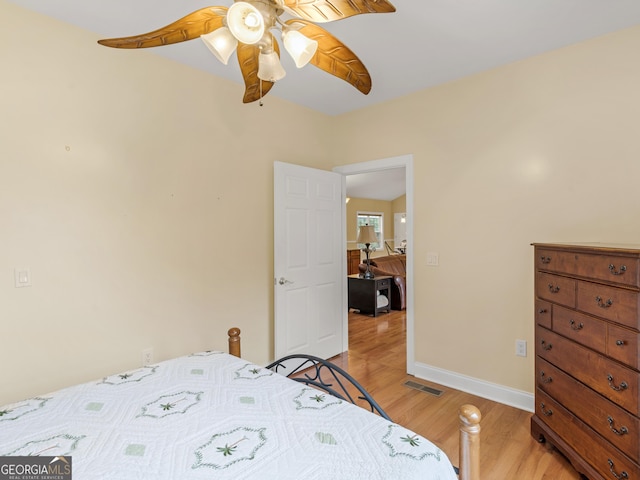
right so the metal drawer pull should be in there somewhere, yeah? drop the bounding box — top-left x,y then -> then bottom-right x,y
616,340 -> 626,346
538,308 -> 548,314
607,416 -> 629,436
540,340 -> 552,351
569,319 -> 584,331
540,371 -> 552,384
595,296 -> 613,308
607,374 -> 628,392
540,256 -> 551,264
540,402 -> 553,417
609,264 -> 627,276
607,459 -> 629,480
547,283 -> 560,293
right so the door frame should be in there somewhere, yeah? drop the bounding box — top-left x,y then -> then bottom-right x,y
334,154 -> 415,374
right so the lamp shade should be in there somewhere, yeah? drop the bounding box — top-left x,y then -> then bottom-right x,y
258,51 -> 286,82
227,2 -> 265,45
357,225 -> 378,245
283,30 -> 318,68
201,27 -> 238,65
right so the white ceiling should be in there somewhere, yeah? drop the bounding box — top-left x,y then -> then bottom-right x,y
8,0 -> 640,116
346,168 -> 406,202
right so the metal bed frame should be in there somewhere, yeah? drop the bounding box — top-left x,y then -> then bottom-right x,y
266,354 -> 392,421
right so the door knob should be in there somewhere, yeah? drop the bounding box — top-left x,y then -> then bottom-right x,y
278,277 -> 294,285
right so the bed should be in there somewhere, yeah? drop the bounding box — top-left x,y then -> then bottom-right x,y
0,328 -> 481,480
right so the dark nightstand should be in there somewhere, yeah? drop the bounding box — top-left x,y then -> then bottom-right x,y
347,274 -> 392,317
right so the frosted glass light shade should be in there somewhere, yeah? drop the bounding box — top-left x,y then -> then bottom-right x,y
258,51 -> 286,82
283,30 -> 318,68
201,28 -> 238,65
227,2 -> 265,45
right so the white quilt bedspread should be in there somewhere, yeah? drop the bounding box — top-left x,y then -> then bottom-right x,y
0,352 -> 457,479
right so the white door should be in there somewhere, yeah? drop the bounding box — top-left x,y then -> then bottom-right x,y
274,161 -> 344,360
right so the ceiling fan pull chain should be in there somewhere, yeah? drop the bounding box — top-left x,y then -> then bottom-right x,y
259,80 -> 264,107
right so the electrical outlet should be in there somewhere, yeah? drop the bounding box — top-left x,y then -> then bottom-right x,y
515,340 -> 527,357
142,348 -> 153,366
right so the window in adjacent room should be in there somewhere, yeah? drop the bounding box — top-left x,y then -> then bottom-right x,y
357,213 -> 383,249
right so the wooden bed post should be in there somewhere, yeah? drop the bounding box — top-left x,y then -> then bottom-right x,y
459,404 -> 481,480
228,327 -> 241,358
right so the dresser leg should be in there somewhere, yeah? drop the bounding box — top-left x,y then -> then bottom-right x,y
530,414 -> 546,444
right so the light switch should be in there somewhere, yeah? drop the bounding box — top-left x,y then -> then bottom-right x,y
426,252 -> 439,266
14,268 -> 32,288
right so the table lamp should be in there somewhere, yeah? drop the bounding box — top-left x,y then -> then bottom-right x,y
357,224 -> 378,279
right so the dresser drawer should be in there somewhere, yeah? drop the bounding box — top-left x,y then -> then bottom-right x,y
536,249 -> 577,275
553,305 -> 606,354
608,324 -> 640,370
575,253 -> 640,288
536,357 -> 640,460
577,280 -> 640,330
537,247 -> 640,288
536,389 -> 640,480
535,299 -> 552,328
536,272 -> 576,307
536,326 -> 640,415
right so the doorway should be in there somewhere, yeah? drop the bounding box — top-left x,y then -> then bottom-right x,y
334,154 -> 415,375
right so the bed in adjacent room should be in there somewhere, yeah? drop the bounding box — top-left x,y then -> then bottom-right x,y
0,329 -> 480,479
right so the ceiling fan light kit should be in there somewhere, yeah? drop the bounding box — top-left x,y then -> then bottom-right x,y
201,27 -> 238,64
258,50 -> 287,81
227,2 -> 266,44
97,0 -> 396,104
282,29 -> 318,68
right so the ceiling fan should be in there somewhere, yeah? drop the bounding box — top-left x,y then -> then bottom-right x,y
98,0 -> 396,104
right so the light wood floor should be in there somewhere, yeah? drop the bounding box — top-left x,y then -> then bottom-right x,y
330,309 -> 583,479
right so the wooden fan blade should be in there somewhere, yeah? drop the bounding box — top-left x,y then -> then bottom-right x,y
280,0 -> 395,23
237,35 -> 279,103
286,20 -> 371,95
97,7 -> 227,49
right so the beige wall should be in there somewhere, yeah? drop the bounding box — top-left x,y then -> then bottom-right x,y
1,1 -> 333,404
391,195 -> 406,216
330,26 -> 640,394
4,0 -> 640,406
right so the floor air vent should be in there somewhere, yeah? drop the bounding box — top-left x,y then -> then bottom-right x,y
404,380 -> 443,397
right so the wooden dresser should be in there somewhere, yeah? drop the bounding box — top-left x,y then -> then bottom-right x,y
532,243 -> 640,480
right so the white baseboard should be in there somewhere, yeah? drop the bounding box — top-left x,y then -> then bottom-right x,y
413,362 -> 534,412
